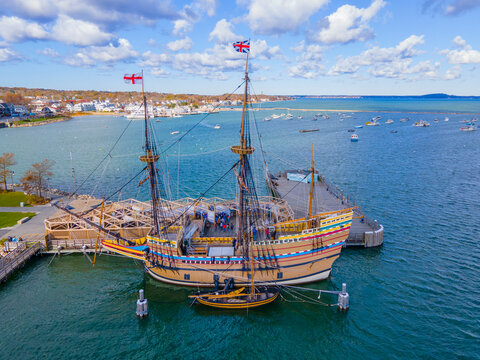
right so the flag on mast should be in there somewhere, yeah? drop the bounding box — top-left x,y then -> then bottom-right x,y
233,40 -> 250,53
123,73 -> 143,84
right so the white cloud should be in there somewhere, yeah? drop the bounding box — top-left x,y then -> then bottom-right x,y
289,43 -> 325,78
0,48 -> 22,62
167,37 -> 193,51
139,51 -> 171,67
441,36 -> 480,64
245,0 -> 328,35
0,16 -> 48,43
423,0 -> 480,16
51,15 -> 113,46
4,0 -> 178,26
150,68 -> 170,77
38,47 -> 59,57
445,0 -> 480,15
139,39 -> 280,80
251,39 -> 283,60
209,19 -> 240,43
65,38 -> 138,66
311,0 -> 386,44
327,35 -> 439,80
444,65 -> 461,79
172,0 -> 218,36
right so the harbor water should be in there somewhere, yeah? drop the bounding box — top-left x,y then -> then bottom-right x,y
1,97 -> 479,359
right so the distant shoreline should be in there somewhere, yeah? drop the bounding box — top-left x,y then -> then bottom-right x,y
231,107 -> 480,115
9,115 -> 71,128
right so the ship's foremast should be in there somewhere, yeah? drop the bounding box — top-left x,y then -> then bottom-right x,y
138,70 -> 161,236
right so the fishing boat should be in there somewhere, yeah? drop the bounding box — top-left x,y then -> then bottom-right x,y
60,46 -> 353,289
365,120 -> 379,126
214,124 -> 221,129
413,120 -> 430,127
350,134 -> 359,142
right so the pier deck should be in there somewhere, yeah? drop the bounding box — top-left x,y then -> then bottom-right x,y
271,171 -> 383,247
0,242 -> 41,282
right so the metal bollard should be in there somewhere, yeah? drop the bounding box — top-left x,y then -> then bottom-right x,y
136,289 -> 148,317
337,283 -> 349,311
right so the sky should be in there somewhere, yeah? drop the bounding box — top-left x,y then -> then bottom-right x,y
1,0 -> 480,96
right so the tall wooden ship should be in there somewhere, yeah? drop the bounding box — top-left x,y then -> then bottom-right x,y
96,46 -> 354,287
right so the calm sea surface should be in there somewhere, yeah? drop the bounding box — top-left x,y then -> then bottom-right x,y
1,97 -> 479,359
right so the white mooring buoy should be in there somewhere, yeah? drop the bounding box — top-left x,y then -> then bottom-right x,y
136,289 -> 148,317
337,283 -> 349,311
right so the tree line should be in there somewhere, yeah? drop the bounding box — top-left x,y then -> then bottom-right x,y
0,153 -> 54,203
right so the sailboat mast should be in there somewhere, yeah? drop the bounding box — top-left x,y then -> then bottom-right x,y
308,144 -> 315,218
140,70 -> 161,235
238,52 -> 249,245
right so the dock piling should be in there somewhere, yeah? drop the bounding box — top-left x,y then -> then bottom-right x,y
136,289 -> 148,317
337,283 -> 349,311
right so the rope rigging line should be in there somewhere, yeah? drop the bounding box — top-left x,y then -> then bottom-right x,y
73,116 -> 135,196
160,81 -> 245,155
79,165 -> 148,216
163,160 -> 240,230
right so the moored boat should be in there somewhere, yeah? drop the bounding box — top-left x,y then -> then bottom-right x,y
460,125 -> 476,132
413,120 -> 430,127
350,134 -> 359,142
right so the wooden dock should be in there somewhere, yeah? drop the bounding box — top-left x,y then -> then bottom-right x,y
0,242 -> 41,283
270,170 -> 383,247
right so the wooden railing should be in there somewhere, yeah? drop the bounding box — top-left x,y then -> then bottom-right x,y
0,242 -> 41,282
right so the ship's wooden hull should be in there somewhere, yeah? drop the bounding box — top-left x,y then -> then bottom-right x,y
102,211 -> 352,287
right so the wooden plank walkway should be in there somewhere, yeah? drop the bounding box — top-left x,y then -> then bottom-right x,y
270,170 -> 383,247
0,242 -> 41,282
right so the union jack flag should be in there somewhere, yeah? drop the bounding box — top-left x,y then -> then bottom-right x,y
124,73 -> 143,84
233,40 -> 250,53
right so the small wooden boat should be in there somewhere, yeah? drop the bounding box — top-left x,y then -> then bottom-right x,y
299,129 -> 319,133
189,286 -> 280,309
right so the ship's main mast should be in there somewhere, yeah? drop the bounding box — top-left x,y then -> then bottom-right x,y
230,52 -> 256,293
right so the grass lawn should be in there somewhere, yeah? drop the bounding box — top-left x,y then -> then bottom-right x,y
0,212 -> 36,228
0,191 -> 30,207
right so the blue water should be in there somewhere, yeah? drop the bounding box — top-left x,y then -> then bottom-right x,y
1,97 -> 480,359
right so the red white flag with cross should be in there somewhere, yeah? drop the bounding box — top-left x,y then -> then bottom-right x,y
123,73 -> 143,84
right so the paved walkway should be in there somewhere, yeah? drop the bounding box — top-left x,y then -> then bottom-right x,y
0,202 -> 63,240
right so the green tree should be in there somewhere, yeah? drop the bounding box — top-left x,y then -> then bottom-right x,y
0,153 -> 16,192
21,159 -> 55,200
